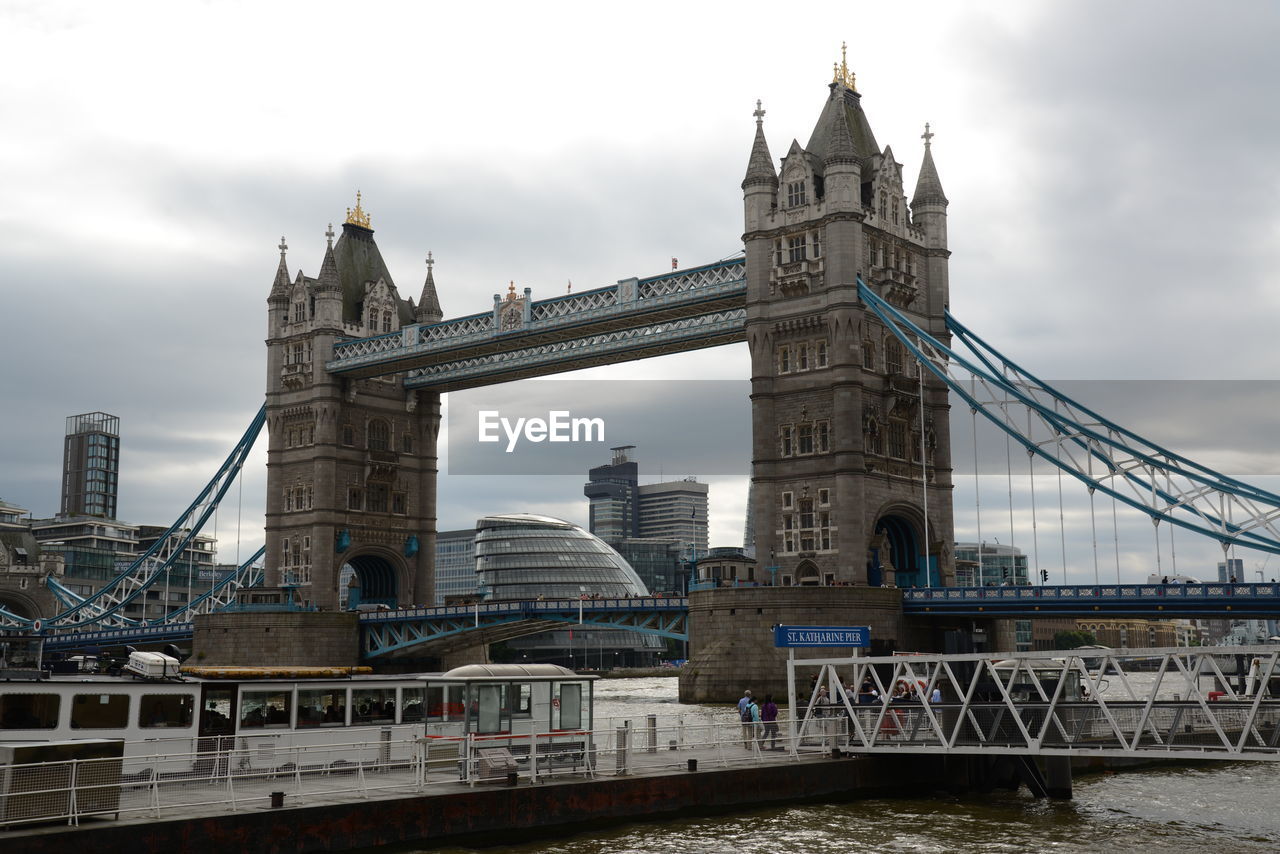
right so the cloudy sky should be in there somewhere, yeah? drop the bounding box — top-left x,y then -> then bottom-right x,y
2,1 -> 1279,582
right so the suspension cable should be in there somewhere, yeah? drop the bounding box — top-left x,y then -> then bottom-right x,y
1087,440 -> 1099,584
972,376 -> 984,585
1056,421 -> 1067,585
1153,517 -> 1163,580
1027,411 -> 1041,585
919,355 -> 930,587
1169,517 -> 1178,577
1111,493 -> 1121,584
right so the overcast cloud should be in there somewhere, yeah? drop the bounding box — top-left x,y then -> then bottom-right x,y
2,1 -> 1278,582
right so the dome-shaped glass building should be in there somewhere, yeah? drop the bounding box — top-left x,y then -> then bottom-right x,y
474,514 -> 661,667
475,514 -> 650,599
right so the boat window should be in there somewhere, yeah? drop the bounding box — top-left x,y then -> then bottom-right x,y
0,693 -> 59,729
473,683 -> 506,734
240,691 -> 291,729
401,688 -> 424,722
297,689 -> 346,727
427,685 -> 465,721
71,693 -> 129,729
512,683 -> 532,717
556,683 -> 582,731
352,688 -> 395,726
139,694 -> 194,728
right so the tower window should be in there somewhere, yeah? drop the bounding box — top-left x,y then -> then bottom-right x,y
402,433 -> 414,454
887,420 -> 908,460
779,346 -> 791,373
348,487 -> 364,511
293,302 -> 305,323
817,421 -> 830,453
862,341 -> 876,370
780,426 -> 794,457
781,491 -> 794,509
787,235 -> 807,264
892,197 -> 900,225
367,484 -> 389,513
816,340 -> 828,368
812,231 -> 822,259
798,424 -> 814,455
886,339 -> 904,375
798,345 -> 809,371
786,181 -> 807,208
342,425 -> 355,447
367,419 -> 390,452
382,312 -> 392,333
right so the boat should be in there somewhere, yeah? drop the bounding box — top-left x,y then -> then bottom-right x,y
0,641 -> 598,778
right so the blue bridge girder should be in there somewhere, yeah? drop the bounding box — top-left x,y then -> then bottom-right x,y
359,597 -> 689,659
903,582 -> 1280,617
325,259 -> 746,390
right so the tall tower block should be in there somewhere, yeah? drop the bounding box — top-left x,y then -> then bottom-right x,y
263,197 -> 443,611
745,58 -> 955,588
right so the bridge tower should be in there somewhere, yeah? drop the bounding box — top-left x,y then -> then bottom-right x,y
263,197 -> 442,611
744,57 -> 955,588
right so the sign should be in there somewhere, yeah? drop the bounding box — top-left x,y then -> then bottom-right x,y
773,625 -> 870,648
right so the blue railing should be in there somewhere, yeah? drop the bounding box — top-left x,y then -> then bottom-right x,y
903,582 -> 1280,615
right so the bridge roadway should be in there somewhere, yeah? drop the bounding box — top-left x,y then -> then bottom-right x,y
325,259 -> 746,390
38,596 -> 690,656
901,580 -> 1280,617
37,583 -> 1280,654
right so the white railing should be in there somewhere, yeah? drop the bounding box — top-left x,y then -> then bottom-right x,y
0,720 -> 828,830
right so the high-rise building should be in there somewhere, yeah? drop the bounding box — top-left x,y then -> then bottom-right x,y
60,412 -> 120,519
637,479 -> 708,557
583,446 -> 639,541
583,448 -> 708,561
434,528 -> 479,605
1217,558 -> 1244,583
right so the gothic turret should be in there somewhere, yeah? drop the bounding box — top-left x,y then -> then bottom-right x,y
268,236 -> 291,303
416,251 -> 443,323
910,123 -> 948,251
742,100 -> 778,235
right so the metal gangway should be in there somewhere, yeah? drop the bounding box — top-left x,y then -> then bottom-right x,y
790,645 -> 1280,762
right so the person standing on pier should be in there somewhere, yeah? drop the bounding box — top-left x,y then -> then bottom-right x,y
761,694 -> 780,749
739,691 -> 757,748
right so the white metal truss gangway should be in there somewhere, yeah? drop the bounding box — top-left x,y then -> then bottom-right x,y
789,645 -> 1280,762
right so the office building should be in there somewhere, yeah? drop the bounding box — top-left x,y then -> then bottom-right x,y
434,528 -> 479,605
954,542 -> 1029,587
60,412 -> 120,519
583,446 -> 639,541
583,447 -> 708,560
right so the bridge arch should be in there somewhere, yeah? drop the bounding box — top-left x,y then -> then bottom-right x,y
340,547 -> 407,608
0,588 -> 44,619
870,503 -> 938,588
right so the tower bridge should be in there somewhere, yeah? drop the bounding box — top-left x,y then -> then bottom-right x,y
10,55 -> 1280,704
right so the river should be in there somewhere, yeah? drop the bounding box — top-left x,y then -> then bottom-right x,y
421,676 -> 1280,853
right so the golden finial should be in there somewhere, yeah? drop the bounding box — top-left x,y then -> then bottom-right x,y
507,280 -> 517,301
345,190 -> 371,229
834,41 -> 857,92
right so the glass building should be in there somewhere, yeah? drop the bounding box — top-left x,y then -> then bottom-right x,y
475,514 -> 649,599
435,528 -> 479,605
61,412 -> 120,519
474,514 -> 661,667
954,542 -> 1029,587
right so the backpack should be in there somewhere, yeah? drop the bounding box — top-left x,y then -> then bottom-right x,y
741,703 -> 754,722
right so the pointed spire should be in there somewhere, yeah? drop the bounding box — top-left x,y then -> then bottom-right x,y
416,250 -> 442,323
825,94 -> 859,167
911,123 -> 948,207
742,99 -> 778,189
269,235 -> 291,300
316,224 -> 341,292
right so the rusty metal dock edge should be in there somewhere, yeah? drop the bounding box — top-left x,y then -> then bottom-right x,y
2,755 -> 958,854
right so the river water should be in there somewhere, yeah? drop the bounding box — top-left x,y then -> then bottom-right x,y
423,677 -> 1280,853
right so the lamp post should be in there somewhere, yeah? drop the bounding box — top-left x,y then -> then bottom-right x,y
474,584 -> 489,628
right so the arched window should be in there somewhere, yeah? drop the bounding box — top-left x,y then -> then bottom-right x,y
402,433 -> 414,453
368,419 -> 390,452
342,425 -> 355,447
